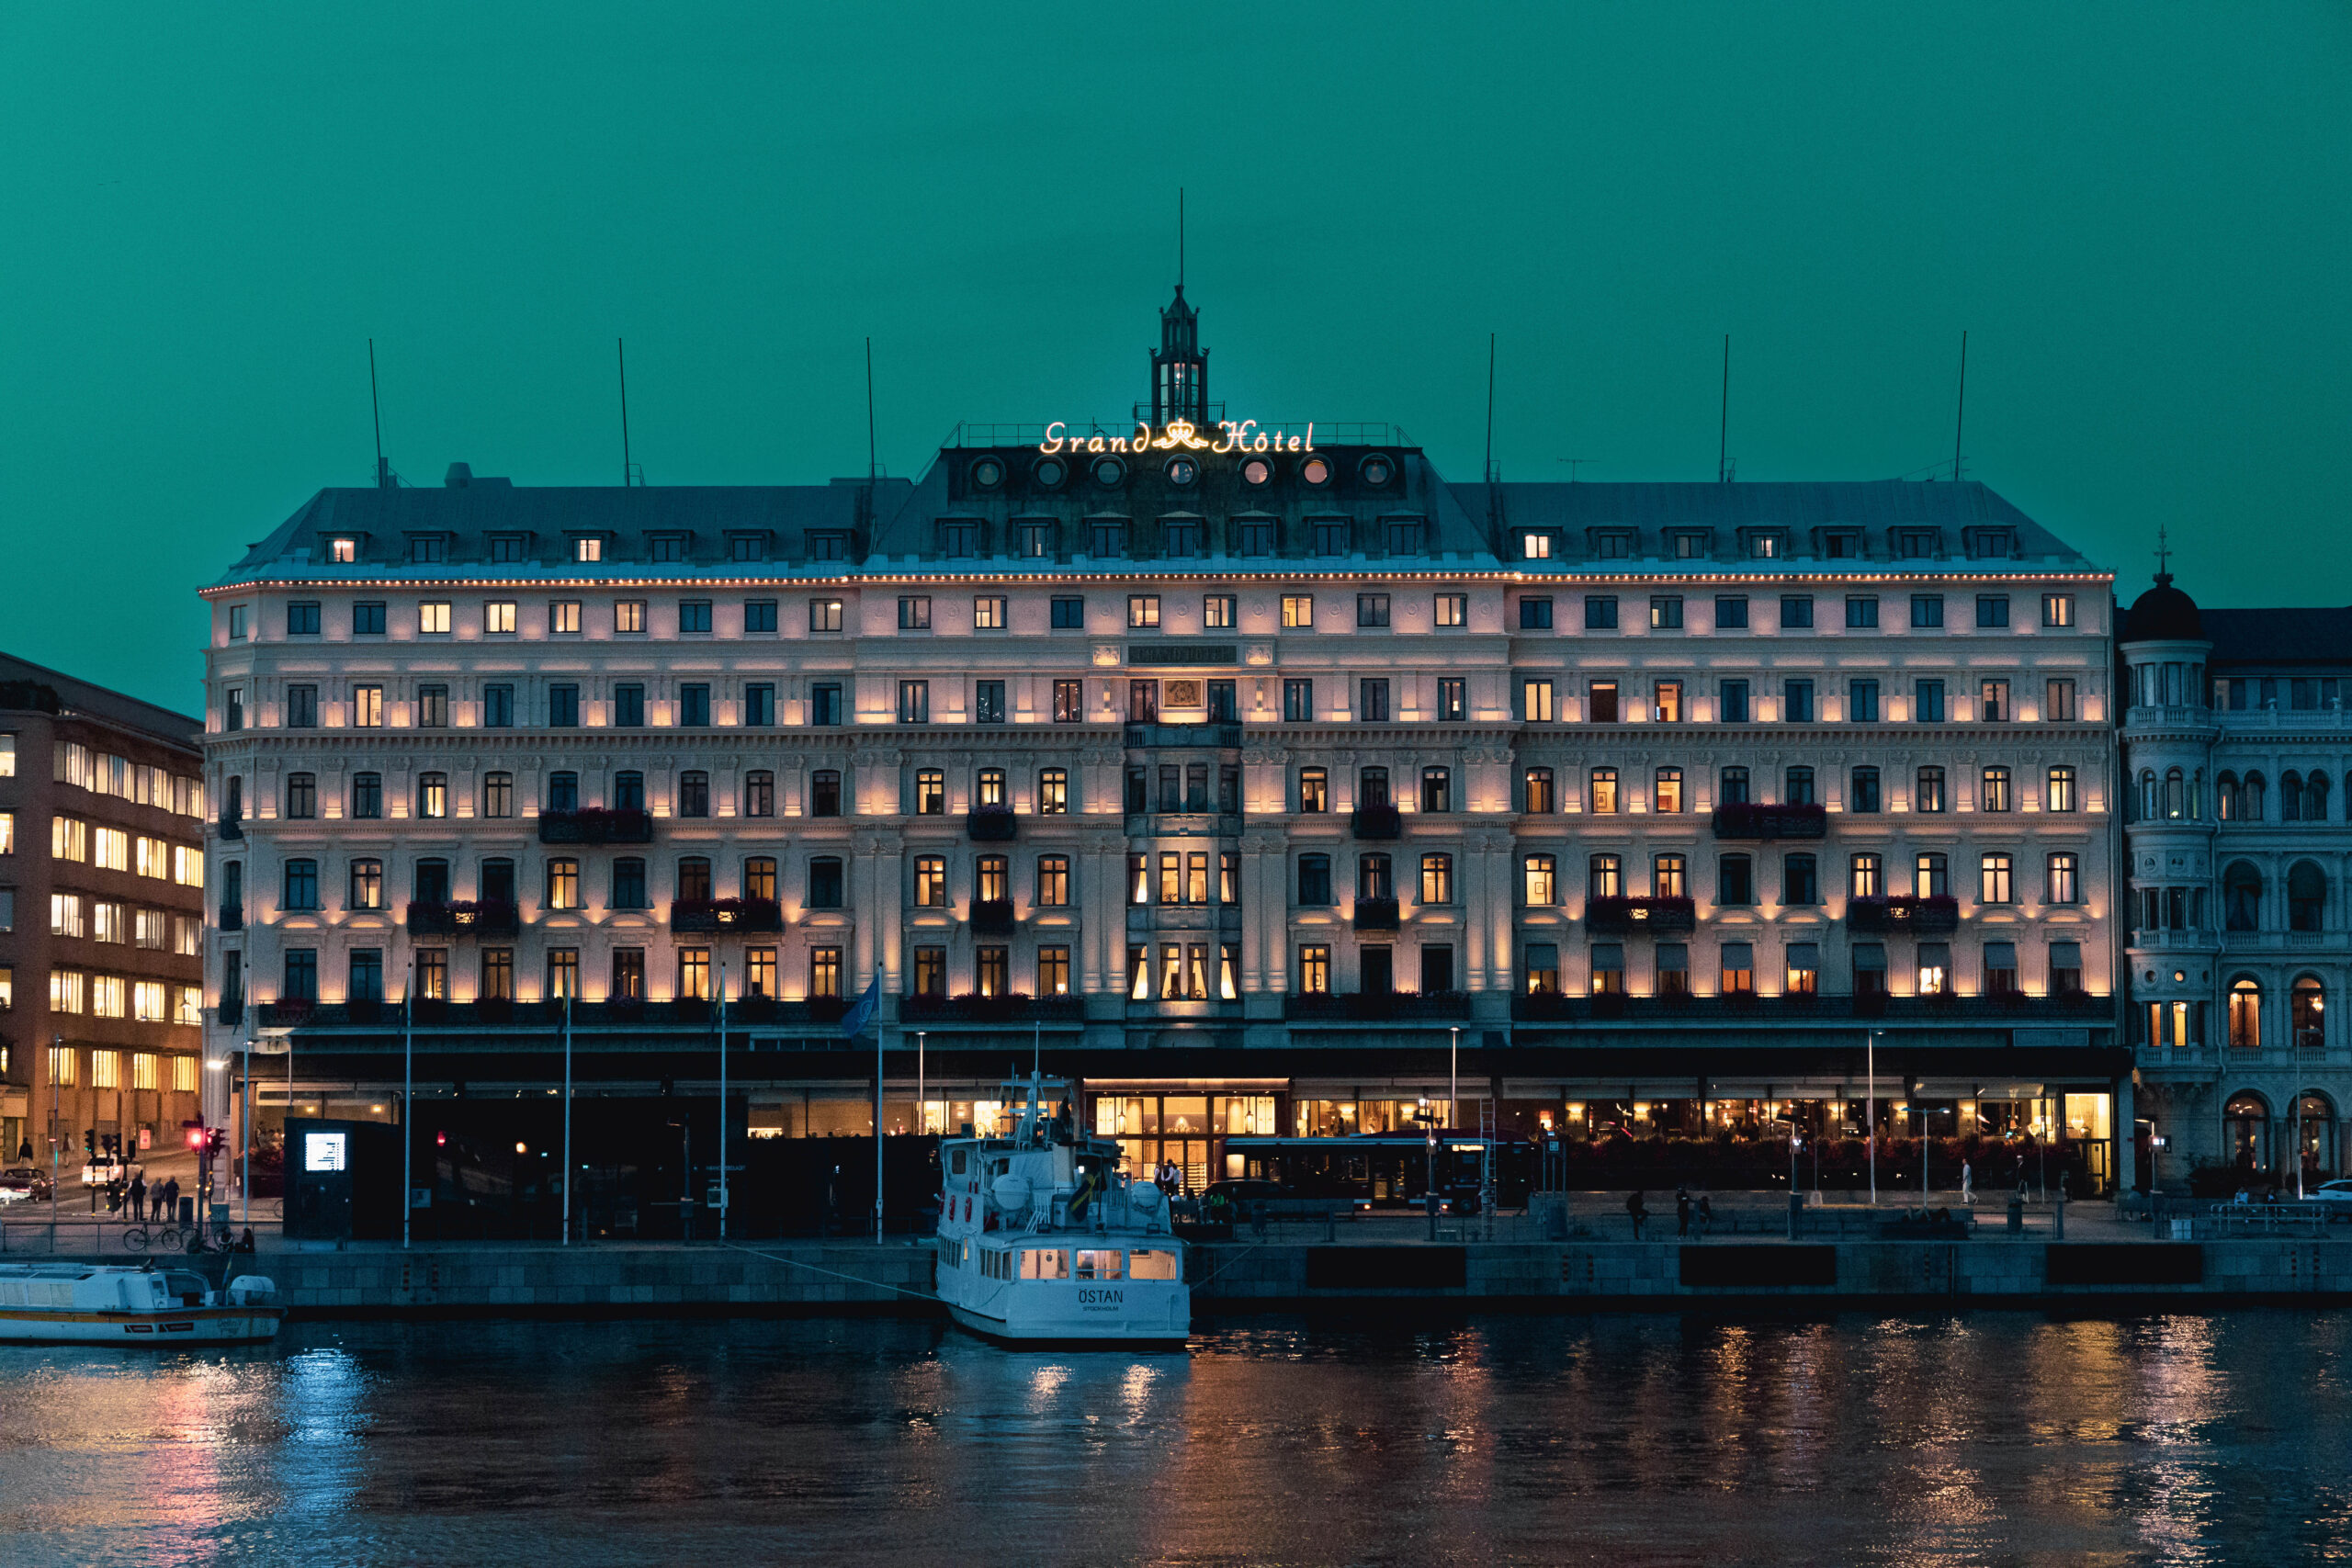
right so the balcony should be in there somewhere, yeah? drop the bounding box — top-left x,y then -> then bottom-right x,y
538,807 -> 654,845
899,992 -> 1084,1024
1351,804 -> 1402,840
1585,897 -> 1697,934
1352,897 -> 1400,932
216,814 -> 244,842
218,904 -> 243,932
1710,802 -> 1826,840
967,805 -> 1018,841
1286,990 -> 1471,1022
1510,989 -> 2114,1024
1125,721 -> 1242,750
260,997 -> 853,1030
406,900 -> 522,940
670,897 -> 786,934
969,898 -> 1017,935
1847,896 -> 1961,933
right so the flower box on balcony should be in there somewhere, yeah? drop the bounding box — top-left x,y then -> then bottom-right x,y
671,897 -> 785,934
1585,897 -> 1697,934
967,805 -> 1018,841
1709,802 -> 1827,840
538,807 -> 655,845
407,900 -> 519,939
1350,804 -> 1402,840
1846,895 -> 1960,933
1352,897 -> 1400,932
970,898 -> 1016,935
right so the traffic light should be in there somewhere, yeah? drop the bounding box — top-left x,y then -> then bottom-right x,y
435,1130 -> 447,1147
206,1129 -> 227,1156
183,1121 -> 206,1152
83,1130 -> 95,1157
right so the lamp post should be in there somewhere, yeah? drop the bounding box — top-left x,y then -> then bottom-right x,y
1913,1104 -> 1954,1204
1773,1117 -> 1802,1239
1417,1095 -> 1437,1241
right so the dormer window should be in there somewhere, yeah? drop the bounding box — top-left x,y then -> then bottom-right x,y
649,535 -> 684,563
939,519 -> 981,558
573,536 -> 603,563
1383,517 -> 1425,557
728,534 -> 766,562
1521,530 -> 1555,560
1590,530 -> 1633,559
1820,529 -> 1860,558
489,536 -> 526,564
1894,528 -> 1939,559
329,537 -> 357,564
1743,530 -> 1786,559
808,532 -> 846,562
1668,530 -> 1710,559
1965,527 -> 2017,560
407,535 -> 447,564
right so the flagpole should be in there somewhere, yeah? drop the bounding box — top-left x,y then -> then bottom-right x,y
402,957 -> 413,1250
718,961 -> 729,1242
561,991 -> 572,1246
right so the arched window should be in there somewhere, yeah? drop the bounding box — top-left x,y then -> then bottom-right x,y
1419,853 -> 1453,905
1523,767 -> 1555,813
285,773 -> 316,819
481,858 -> 515,904
743,856 -> 777,901
2217,772 -> 2240,820
283,858 -> 319,910
677,856 -> 712,902
2298,1091 -> 2336,1178
2309,773 -> 2332,822
612,858 -> 648,909
2226,1089 -> 2271,1171
1785,766 -> 1815,806
2292,976 -> 2325,1052
2282,771 -> 2305,822
1358,766 -> 1390,807
2290,862 -> 2327,932
2228,977 -> 2264,1050
2165,768 -> 2186,819
1522,853 -> 1557,906
413,858 -> 449,904
1359,853 -> 1393,901
614,771 -> 645,811
914,769 -> 944,815
350,773 -> 381,819
547,771 -> 579,812
347,858 -> 381,911
1589,853 -> 1623,899
2245,772 -> 2267,819
2224,863 -> 2264,931
546,857 -> 579,910
2136,770 -> 2156,822
416,772 -> 447,819
1720,766 -> 1750,805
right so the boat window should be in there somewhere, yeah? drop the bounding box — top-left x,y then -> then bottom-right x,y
1020,1248 -> 1069,1280
1129,1250 -> 1180,1281
950,1148 -> 968,1175
1073,1249 -> 1125,1280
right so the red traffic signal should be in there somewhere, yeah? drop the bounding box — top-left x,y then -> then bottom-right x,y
184,1125 -> 206,1151
435,1131 -> 447,1146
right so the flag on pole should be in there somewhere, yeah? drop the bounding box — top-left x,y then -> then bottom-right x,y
841,970 -> 883,1041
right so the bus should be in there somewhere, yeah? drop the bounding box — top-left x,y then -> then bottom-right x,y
1221,1135 -> 1535,1213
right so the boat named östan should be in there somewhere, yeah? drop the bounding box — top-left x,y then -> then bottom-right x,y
935,1075 -> 1189,1346
0,1264 -> 284,1346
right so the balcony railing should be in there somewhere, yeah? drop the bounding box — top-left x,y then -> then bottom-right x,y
1512,989 -> 2110,1023
1286,990 -> 1471,1021
1351,804 -> 1402,840
967,805 -> 1018,841
218,904 -> 243,932
259,997 -> 851,1029
1585,897 -> 1697,934
670,897 -> 786,934
1847,896 -> 1961,933
1352,897 -> 1400,931
1125,721 -> 1243,750
537,807 -> 655,845
969,897 -> 1017,935
1710,802 -> 1826,840
216,814 -> 244,842
406,900 -> 522,939
899,992 -> 1084,1024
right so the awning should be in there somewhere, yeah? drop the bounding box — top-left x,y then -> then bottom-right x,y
1913,1080 -> 2046,1100
1708,1077 -> 1902,1100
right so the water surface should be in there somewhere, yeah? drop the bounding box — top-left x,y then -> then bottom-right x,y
0,1311 -> 2346,1565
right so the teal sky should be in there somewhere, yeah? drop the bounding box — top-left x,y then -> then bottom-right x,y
4,3 -> 2346,713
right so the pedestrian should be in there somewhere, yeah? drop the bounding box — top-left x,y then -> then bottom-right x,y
130,1170 -> 147,1222
1626,1190 -> 1648,1240
1676,1186 -> 1692,1237
162,1177 -> 180,1224
1697,1194 -> 1713,1236
1961,1158 -> 1974,1206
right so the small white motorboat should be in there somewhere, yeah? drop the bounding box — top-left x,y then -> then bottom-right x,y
934,1074 -> 1190,1347
0,1264 -> 284,1346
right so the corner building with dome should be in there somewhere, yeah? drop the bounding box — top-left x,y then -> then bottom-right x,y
193,288 -> 2136,1228
2120,570 -> 2352,1191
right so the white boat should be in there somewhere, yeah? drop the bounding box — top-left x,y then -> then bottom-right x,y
934,1075 -> 1189,1346
0,1264 -> 284,1346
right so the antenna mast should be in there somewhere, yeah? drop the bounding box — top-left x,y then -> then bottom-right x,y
1952,329 -> 1969,481
1178,187 -> 1184,288
368,339 -> 390,489
1718,334 -> 1730,483
617,338 -> 636,487
865,337 -> 877,481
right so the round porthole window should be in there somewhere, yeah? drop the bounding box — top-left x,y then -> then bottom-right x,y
1360,453 -> 1395,486
1242,457 -> 1272,486
1032,457 -> 1067,489
969,457 -> 1004,490
1092,456 -> 1127,488
1165,457 -> 1198,486
1300,457 -> 1331,487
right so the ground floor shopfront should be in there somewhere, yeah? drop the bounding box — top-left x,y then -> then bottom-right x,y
2137,1063 -> 2352,1195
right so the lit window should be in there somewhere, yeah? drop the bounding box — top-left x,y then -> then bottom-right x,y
1281,595 -> 1314,629
418,602 -> 451,634
484,601 -> 516,634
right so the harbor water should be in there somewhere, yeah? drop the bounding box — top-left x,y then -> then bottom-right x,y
1,1311 -> 2348,1564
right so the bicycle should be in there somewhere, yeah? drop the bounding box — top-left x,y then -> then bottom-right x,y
121,1224 -> 182,1254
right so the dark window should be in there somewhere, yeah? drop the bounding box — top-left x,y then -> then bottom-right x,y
1520,597 -> 1553,629
1588,681 -> 1618,724
1208,679 -> 1238,722
351,773 -> 381,819
811,770 -> 842,818
680,684 -> 710,727
1721,767 -> 1749,804
1846,596 -> 1879,628
413,859 -> 449,903
1911,594 -> 1944,628
286,773 -> 316,819
808,857 -> 844,908
352,602 -> 386,636
614,772 -> 645,811
744,684 -> 775,726
1850,766 -> 1882,812
1784,680 -> 1814,723
283,859 -> 319,910
1714,595 -> 1748,629
613,860 -> 648,909
548,772 -> 579,812
1720,680 -> 1749,723
1782,853 -> 1818,906
1357,592 -> 1391,628
677,857 -> 713,902
1650,596 -> 1683,629
976,681 -> 1006,725
483,683 -> 514,727
287,602 -> 321,636
1718,854 -> 1753,906
615,685 -> 645,727
284,950 -> 317,1003
1054,680 -> 1085,723
1051,595 -> 1085,629
1849,679 -> 1879,722
1359,679 -> 1389,723
809,683 -> 842,726
1283,680 -> 1313,722
679,772 -> 709,818
416,685 -> 448,727
287,684 -> 317,728
679,601 -> 712,635
1298,854 -> 1332,906
1780,595 -> 1814,629
549,683 -> 580,728
1917,679 -> 1945,723
1976,594 -> 2010,628
1585,596 -> 1618,630
744,600 -> 777,633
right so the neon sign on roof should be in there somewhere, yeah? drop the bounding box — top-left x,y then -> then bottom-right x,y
1038,418 -> 1315,457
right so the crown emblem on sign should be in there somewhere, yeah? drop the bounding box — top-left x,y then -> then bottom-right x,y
1151,419 -> 1210,451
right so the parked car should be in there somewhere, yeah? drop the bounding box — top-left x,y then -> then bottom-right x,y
2306,1179 -> 2352,1215
0,1167 -> 54,1204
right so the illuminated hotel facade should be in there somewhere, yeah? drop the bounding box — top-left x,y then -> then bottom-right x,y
198,288 -> 2132,1202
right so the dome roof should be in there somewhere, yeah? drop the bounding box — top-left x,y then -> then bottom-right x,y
2125,572 -> 2203,642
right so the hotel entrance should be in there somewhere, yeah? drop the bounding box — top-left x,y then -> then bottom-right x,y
1086,1082 -> 1283,1192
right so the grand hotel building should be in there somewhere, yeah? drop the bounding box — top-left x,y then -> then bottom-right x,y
199,289 -> 2131,1201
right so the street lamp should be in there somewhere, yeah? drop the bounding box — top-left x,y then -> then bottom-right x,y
1415,1095 -> 1438,1240
1910,1104 -> 1954,1205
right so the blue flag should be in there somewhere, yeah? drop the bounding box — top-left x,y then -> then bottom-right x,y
840,970 -> 883,1040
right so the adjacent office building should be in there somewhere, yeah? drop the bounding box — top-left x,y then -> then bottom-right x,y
198,288 -> 2129,1202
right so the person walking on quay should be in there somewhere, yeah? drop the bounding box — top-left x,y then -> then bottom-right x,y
1697,1194 -> 1713,1237
1676,1187 -> 1692,1237
1961,1158 -> 1974,1206
161,1177 -> 180,1224
130,1170 -> 147,1223
1626,1190 -> 1648,1239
